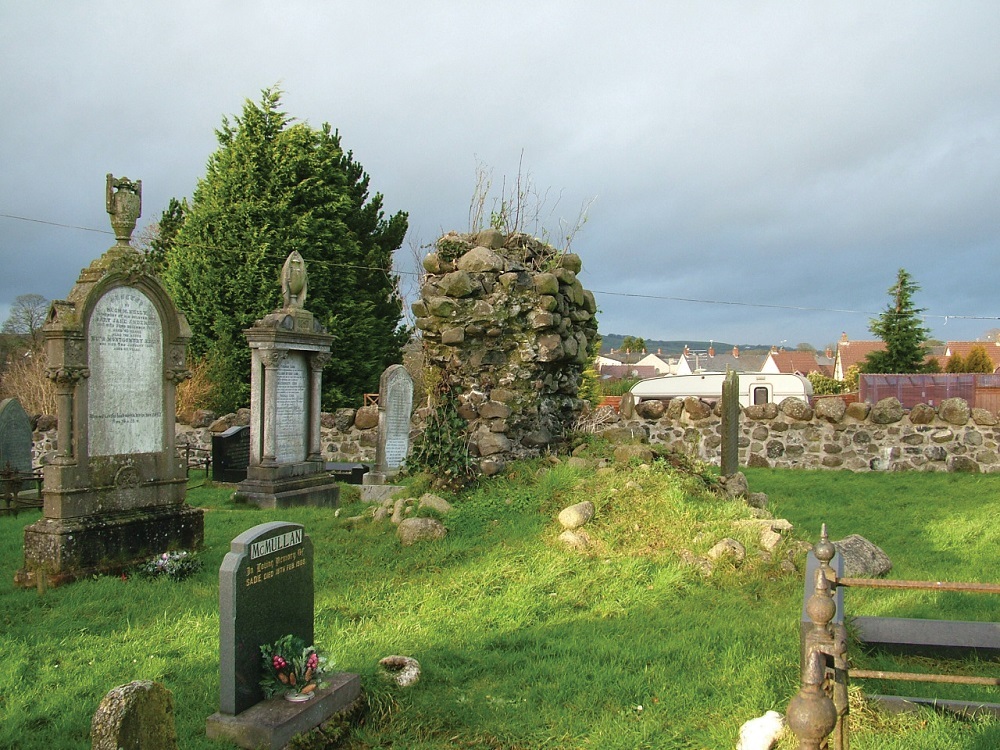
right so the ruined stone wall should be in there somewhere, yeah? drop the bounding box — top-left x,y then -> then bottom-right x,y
413,229 -> 599,473
614,395 -> 1000,473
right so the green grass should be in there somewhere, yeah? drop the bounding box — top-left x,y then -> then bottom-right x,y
0,465 -> 997,749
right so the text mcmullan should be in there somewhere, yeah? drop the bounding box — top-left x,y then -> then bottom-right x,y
250,529 -> 303,560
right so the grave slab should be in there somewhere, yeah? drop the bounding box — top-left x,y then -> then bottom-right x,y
206,673 -> 360,750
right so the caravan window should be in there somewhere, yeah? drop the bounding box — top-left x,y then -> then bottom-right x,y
752,386 -> 770,405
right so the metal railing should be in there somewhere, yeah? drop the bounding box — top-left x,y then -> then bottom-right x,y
0,469 -> 43,515
789,525 -> 1000,748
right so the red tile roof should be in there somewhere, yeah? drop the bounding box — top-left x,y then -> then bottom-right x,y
769,350 -> 828,375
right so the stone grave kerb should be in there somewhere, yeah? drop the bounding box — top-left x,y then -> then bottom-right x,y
15,174 -> 203,587
236,251 -> 338,509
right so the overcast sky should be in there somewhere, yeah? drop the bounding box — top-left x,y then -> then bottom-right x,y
2,2 -> 999,348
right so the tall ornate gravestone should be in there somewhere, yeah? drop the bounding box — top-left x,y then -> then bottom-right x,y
206,522 -> 360,749
0,398 -> 33,474
14,175 -> 203,587
235,252 -> 338,509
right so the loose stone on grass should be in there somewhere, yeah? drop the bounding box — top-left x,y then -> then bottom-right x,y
379,655 -> 422,688
833,534 -> 892,577
397,517 -> 447,546
559,530 -> 591,550
736,709 -> 785,750
558,501 -> 595,530
417,493 -> 453,514
706,538 -> 746,566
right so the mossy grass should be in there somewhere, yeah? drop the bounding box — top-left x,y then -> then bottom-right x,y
0,463 -> 996,748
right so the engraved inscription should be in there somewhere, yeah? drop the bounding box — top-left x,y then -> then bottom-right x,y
274,354 -> 307,463
244,535 -> 306,588
88,287 -> 163,456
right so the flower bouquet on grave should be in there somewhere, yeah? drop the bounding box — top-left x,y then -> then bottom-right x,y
137,550 -> 203,582
259,634 -> 330,702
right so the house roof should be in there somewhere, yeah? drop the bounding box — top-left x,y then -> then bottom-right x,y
597,364 -> 659,380
835,339 -> 885,375
634,353 -> 671,373
766,350 -> 830,375
678,350 -> 767,373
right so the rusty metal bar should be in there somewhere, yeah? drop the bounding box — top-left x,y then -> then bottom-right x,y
849,669 -> 1000,686
838,578 -> 1000,594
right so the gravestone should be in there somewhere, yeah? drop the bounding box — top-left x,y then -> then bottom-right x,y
14,175 -> 203,588
213,425 -> 250,483
218,522 -> 314,715
0,398 -> 33,474
206,522 -> 360,749
235,252 -> 338,509
91,680 -> 177,750
362,364 -> 413,493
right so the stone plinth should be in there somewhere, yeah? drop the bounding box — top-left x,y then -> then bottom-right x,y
206,674 -> 360,750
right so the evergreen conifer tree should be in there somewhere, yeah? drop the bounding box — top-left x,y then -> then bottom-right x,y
963,345 -> 994,373
160,88 -> 408,412
861,269 -> 931,374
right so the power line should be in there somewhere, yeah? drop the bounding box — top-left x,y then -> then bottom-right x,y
4,209 -> 999,322
587,289 -> 1000,322
0,212 -> 114,235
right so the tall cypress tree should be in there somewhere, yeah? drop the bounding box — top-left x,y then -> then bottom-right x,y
862,268 -> 931,374
161,88 -> 408,412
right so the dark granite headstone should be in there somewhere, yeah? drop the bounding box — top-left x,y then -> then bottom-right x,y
324,462 -> 370,485
213,426 -> 250,483
219,522 -> 313,716
0,398 -> 33,474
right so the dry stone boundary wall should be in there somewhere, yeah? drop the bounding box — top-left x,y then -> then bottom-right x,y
30,394 -> 999,474
617,395 -> 1000,473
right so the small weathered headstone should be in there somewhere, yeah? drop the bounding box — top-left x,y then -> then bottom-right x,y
721,369 -> 740,476
0,398 -> 33,474
363,365 -> 414,489
91,680 -> 177,750
213,425 -> 250,483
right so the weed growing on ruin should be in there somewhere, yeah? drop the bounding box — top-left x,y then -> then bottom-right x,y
408,375 -> 474,490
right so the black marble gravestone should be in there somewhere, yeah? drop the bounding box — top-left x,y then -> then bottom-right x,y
213,426 -> 250,483
218,522 -> 314,715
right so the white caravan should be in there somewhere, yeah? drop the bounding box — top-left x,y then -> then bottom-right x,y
629,371 -> 813,407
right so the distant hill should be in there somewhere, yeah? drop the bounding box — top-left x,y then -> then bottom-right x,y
600,333 -> 772,356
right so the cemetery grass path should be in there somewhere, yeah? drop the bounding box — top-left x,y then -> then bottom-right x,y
0,461 -> 996,749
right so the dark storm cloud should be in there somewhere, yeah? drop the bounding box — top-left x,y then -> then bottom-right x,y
2,2 -> 998,346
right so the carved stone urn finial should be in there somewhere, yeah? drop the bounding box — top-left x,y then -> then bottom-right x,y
281,250 -> 308,309
105,173 -> 142,246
